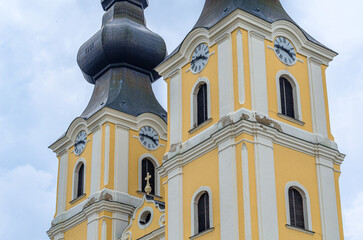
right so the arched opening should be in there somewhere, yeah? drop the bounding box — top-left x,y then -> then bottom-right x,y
73,160 -> 86,200
197,83 -> 208,125
280,77 -> 295,118
197,192 -> 210,233
141,158 -> 155,195
288,187 -> 305,229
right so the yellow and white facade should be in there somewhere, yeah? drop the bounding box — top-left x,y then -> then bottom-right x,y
48,1 -> 345,240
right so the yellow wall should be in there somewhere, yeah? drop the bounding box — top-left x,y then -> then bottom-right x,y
64,220 -> 87,240
182,43 -> 220,142
321,65 -> 335,141
334,164 -> 344,239
98,211 -> 113,240
182,148 -> 220,239
274,144 -> 322,239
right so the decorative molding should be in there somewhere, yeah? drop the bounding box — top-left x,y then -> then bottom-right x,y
159,108 -> 344,178
48,189 -> 142,239
49,108 -> 167,156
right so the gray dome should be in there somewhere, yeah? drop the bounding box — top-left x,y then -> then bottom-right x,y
77,0 -> 167,84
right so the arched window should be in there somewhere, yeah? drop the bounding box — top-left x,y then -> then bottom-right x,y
191,187 -> 213,236
77,164 -> 84,197
197,192 -> 210,233
197,83 -> 208,125
280,77 -> 295,118
288,187 -> 305,229
141,158 -> 155,195
73,160 -> 86,200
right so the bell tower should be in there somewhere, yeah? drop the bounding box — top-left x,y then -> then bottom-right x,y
155,0 -> 345,240
47,1 -> 168,240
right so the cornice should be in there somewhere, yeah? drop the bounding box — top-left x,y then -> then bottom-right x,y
47,189 -> 142,239
49,107 -> 168,156
159,109 -> 344,178
156,8 -> 337,77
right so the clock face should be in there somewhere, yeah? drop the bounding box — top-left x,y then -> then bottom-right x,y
75,130 -> 87,155
274,36 -> 297,66
191,43 -> 209,73
139,126 -> 159,150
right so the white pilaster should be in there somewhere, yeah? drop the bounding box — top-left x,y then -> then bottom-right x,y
169,70 -> 182,145
114,125 -> 129,193
91,126 -> 102,194
241,144 -> 252,240
104,123 -> 110,186
167,167 -> 183,240
102,220 -> 107,240
112,212 -> 130,240
56,151 -> 68,215
308,58 -> 328,138
249,31 -> 268,115
316,157 -> 340,240
237,30 -> 246,104
87,213 -> 99,240
218,34 -> 235,117
218,138 -> 239,240
254,134 -> 279,240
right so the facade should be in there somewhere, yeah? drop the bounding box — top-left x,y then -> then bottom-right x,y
47,0 -> 345,240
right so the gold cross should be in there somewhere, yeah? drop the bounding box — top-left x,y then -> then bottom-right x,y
144,172 -> 152,195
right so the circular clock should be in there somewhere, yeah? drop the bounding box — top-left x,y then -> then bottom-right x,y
274,36 -> 297,66
75,130 -> 87,155
191,43 -> 209,74
139,126 -> 159,150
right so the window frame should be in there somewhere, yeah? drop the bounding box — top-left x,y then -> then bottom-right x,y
190,78 -> 211,129
191,186 -> 213,236
72,158 -> 86,200
276,71 -> 302,121
138,153 -> 160,196
285,182 -> 312,231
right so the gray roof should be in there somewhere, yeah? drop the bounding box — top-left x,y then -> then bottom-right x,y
164,0 -> 334,62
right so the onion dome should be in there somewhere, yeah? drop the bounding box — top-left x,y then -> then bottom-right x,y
78,0 -> 167,121
77,0 -> 167,84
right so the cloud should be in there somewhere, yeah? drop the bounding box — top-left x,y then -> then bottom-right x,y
0,165 -> 56,240
343,192 -> 363,240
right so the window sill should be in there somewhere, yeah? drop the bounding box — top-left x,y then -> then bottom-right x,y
69,193 -> 86,205
285,224 -> 314,235
189,118 -> 212,134
278,113 -> 305,126
189,227 -> 215,240
136,190 -> 163,200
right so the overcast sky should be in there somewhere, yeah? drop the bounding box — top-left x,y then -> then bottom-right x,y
0,0 -> 362,239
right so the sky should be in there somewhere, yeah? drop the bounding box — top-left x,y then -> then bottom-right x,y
0,0 -> 362,239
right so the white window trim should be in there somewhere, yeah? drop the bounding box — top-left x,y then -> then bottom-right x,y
137,207 -> 154,230
190,77 -> 212,129
191,186 -> 213,236
72,158 -> 86,200
138,153 -> 161,196
276,70 -> 303,121
285,181 -> 312,231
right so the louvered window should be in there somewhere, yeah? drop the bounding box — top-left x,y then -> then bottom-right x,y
280,77 -> 295,118
289,187 -> 305,229
197,192 -> 210,233
77,163 -> 84,198
197,83 -> 208,125
142,159 -> 155,195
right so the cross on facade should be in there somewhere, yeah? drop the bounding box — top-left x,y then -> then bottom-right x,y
144,172 -> 152,195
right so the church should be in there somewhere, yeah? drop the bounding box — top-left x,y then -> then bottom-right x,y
47,0 -> 345,239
